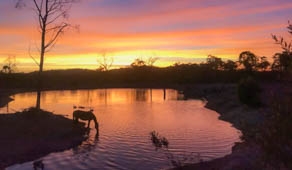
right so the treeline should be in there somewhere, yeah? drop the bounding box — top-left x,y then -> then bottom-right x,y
0,51 -> 286,90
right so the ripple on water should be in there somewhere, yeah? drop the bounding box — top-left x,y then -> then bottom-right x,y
4,89 -> 241,170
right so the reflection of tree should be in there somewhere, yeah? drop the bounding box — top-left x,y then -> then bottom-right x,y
135,89 -> 148,101
86,90 -> 93,106
96,89 -> 108,105
73,128 -> 99,155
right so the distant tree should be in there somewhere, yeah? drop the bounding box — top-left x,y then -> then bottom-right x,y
130,57 -> 159,68
97,52 -> 114,71
238,51 -> 258,72
173,62 -> 182,67
2,66 -> 11,74
223,60 -> 238,71
1,56 -> 17,74
146,57 -> 159,67
206,55 -> 224,70
131,58 -> 146,67
257,56 -> 270,71
16,0 -> 79,109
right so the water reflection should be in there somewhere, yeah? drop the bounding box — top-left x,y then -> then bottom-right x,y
73,128 -> 99,155
0,89 -> 180,114
135,89 -> 148,101
3,89 -> 241,170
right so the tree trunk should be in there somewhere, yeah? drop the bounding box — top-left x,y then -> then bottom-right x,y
36,19 -> 46,110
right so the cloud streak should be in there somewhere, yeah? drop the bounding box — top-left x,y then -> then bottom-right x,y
0,0 -> 291,71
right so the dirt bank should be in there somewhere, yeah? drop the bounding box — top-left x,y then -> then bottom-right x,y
0,108 -> 87,170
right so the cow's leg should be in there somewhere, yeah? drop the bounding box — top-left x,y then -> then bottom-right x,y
88,119 -> 91,128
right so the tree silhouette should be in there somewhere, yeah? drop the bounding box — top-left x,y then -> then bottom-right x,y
16,0 -> 78,109
272,21 -> 292,54
97,52 -> 114,71
1,56 -> 17,74
272,52 -> 292,72
223,60 -> 238,71
1,66 -> 11,74
257,56 -> 270,71
206,55 -> 223,70
271,21 -> 292,73
146,57 -> 159,67
238,51 -> 258,72
130,58 -> 146,67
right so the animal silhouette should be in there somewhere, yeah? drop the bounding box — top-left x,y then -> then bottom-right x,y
73,110 -> 98,129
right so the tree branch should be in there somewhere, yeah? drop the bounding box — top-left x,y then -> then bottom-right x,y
45,23 -> 69,49
29,45 -> 40,66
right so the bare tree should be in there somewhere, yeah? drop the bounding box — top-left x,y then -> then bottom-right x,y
16,0 -> 78,109
146,57 -> 159,67
97,52 -> 114,71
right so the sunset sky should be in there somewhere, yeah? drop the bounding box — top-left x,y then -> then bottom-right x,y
0,0 -> 291,72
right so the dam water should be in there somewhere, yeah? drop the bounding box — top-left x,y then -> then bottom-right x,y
1,89 -> 241,170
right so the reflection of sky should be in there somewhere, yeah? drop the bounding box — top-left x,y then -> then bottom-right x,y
5,88 -> 240,170
0,0 -> 291,71
0,89 -> 179,115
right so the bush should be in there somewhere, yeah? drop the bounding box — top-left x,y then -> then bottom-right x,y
257,95 -> 292,169
237,76 -> 261,107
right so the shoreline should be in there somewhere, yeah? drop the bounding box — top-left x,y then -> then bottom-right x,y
0,108 -> 87,170
180,84 -> 264,169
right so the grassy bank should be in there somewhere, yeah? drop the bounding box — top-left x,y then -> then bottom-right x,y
0,108 -> 87,169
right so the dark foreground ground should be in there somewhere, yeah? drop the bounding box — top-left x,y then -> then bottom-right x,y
0,108 -> 87,170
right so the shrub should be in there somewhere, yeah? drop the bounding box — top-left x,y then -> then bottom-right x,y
257,95 -> 292,169
237,76 -> 261,107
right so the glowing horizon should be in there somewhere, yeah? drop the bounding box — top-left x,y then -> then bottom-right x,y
0,0 -> 291,72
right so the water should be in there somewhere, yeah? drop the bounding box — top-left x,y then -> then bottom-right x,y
1,89 -> 241,170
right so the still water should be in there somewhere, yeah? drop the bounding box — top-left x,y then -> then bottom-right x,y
1,89 -> 241,170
